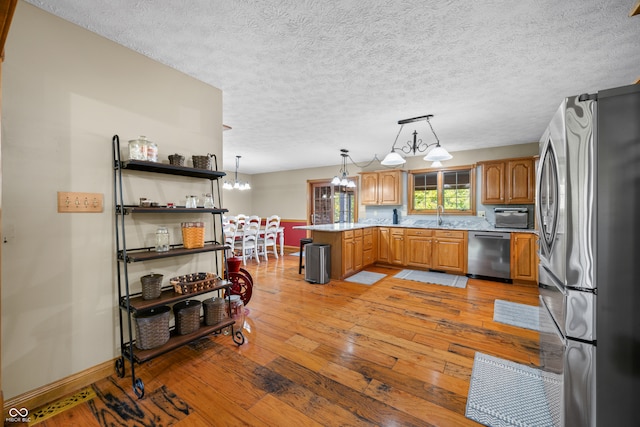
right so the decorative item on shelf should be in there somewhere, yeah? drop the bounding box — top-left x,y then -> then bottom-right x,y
223,155 -> 251,190
128,136 -> 158,162
133,306 -> 170,350
140,273 -> 163,300
173,300 -> 202,335
192,154 -> 213,170
155,227 -> 170,252
331,149 -> 357,188
185,195 -> 198,209
381,114 -> 452,166
203,297 -> 227,326
223,294 -> 245,335
170,272 -> 219,294
168,153 -> 185,166
181,221 -> 205,248
203,193 -> 215,208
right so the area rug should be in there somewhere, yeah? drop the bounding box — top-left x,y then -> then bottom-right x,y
344,271 -> 386,285
466,352 -> 561,427
493,299 -> 541,332
394,269 -> 468,288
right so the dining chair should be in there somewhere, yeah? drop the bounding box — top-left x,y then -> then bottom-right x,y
234,221 -> 260,265
223,221 -> 238,258
258,215 -> 280,260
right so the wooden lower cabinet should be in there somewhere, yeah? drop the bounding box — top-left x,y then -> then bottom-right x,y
432,230 -> 467,274
511,232 -> 538,282
312,228 -> 376,280
380,227 -> 467,274
405,229 -> 433,269
363,227 -> 376,266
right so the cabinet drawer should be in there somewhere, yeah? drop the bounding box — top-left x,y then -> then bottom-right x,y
343,230 -> 354,239
363,228 -> 373,236
406,228 -> 433,237
354,229 -> 363,238
434,230 -> 465,239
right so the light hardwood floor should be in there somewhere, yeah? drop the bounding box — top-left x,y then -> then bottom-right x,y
37,253 -> 540,426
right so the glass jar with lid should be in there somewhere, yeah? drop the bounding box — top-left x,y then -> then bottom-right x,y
128,136 -> 148,161
223,294 -> 244,335
155,226 -> 170,252
145,138 -> 158,162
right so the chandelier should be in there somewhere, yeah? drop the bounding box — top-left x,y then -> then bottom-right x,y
381,114 -> 452,166
331,149 -> 357,188
223,155 -> 251,191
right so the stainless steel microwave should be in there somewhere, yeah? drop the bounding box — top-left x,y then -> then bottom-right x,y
494,207 -> 528,229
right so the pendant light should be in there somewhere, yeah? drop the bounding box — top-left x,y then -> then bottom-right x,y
331,149 -> 357,188
381,114 -> 452,165
223,155 -> 251,191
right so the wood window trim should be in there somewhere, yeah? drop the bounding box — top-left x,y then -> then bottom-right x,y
306,177 -> 359,225
407,165 -> 476,215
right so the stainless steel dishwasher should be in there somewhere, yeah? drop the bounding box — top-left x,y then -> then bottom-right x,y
467,231 -> 511,281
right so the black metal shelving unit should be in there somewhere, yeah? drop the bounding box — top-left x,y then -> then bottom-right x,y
112,134 -> 244,398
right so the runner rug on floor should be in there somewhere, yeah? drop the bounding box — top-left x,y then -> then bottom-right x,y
344,271 -> 386,285
466,352 -> 561,427
493,299 -> 541,331
394,269 -> 467,288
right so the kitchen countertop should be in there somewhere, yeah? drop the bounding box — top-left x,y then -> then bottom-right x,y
293,221 -> 537,234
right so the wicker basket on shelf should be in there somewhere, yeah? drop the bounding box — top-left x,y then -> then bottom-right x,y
170,272 -> 219,295
192,155 -> 212,170
181,222 -> 205,249
134,306 -> 170,350
140,273 -> 163,300
168,153 -> 185,166
173,300 -> 201,335
203,297 -> 227,326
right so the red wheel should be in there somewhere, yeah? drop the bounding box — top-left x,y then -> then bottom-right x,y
227,270 -> 253,306
238,268 -> 254,288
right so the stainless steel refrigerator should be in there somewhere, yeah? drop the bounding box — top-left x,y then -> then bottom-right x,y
536,84 -> 640,426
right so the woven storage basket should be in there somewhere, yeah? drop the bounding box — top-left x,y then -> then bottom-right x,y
140,273 -> 163,300
168,153 -> 185,166
203,297 -> 227,326
192,155 -> 212,170
170,272 -> 218,295
173,300 -> 201,335
181,222 -> 205,249
134,306 -> 170,350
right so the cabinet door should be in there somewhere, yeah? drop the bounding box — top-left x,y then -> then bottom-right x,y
354,234 -> 364,272
511,233 -> 538,281
405,229 -> 433,268
378,227 -> 390,263
361,173 -> 379,205
481,161 -> 506,204
343,237 -> 355,276
389,229 -> 405,265
507,158 -> 535,204
433,230 -> 467,273
379,171 -> 401,205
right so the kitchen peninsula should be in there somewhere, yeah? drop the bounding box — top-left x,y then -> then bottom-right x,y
295,221 -> 537,283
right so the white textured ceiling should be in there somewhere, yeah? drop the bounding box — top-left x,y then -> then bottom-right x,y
24,0 -> 640,174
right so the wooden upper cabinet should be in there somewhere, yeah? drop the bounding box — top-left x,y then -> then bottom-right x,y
360,170 -> 403,205
506,158 -> 535,204
480,157 -> 535,205
481,161 -> 506,204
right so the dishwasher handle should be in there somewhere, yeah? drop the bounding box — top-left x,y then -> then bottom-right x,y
469,231 -> 511,240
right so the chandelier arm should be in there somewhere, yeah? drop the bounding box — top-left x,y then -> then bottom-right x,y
426,116 -> 440,145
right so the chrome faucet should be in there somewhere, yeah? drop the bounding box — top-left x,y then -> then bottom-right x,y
436,205 -> 444,226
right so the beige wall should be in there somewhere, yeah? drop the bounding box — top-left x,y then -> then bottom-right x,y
1,3 -> 223,399
244,143 -> 538,220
